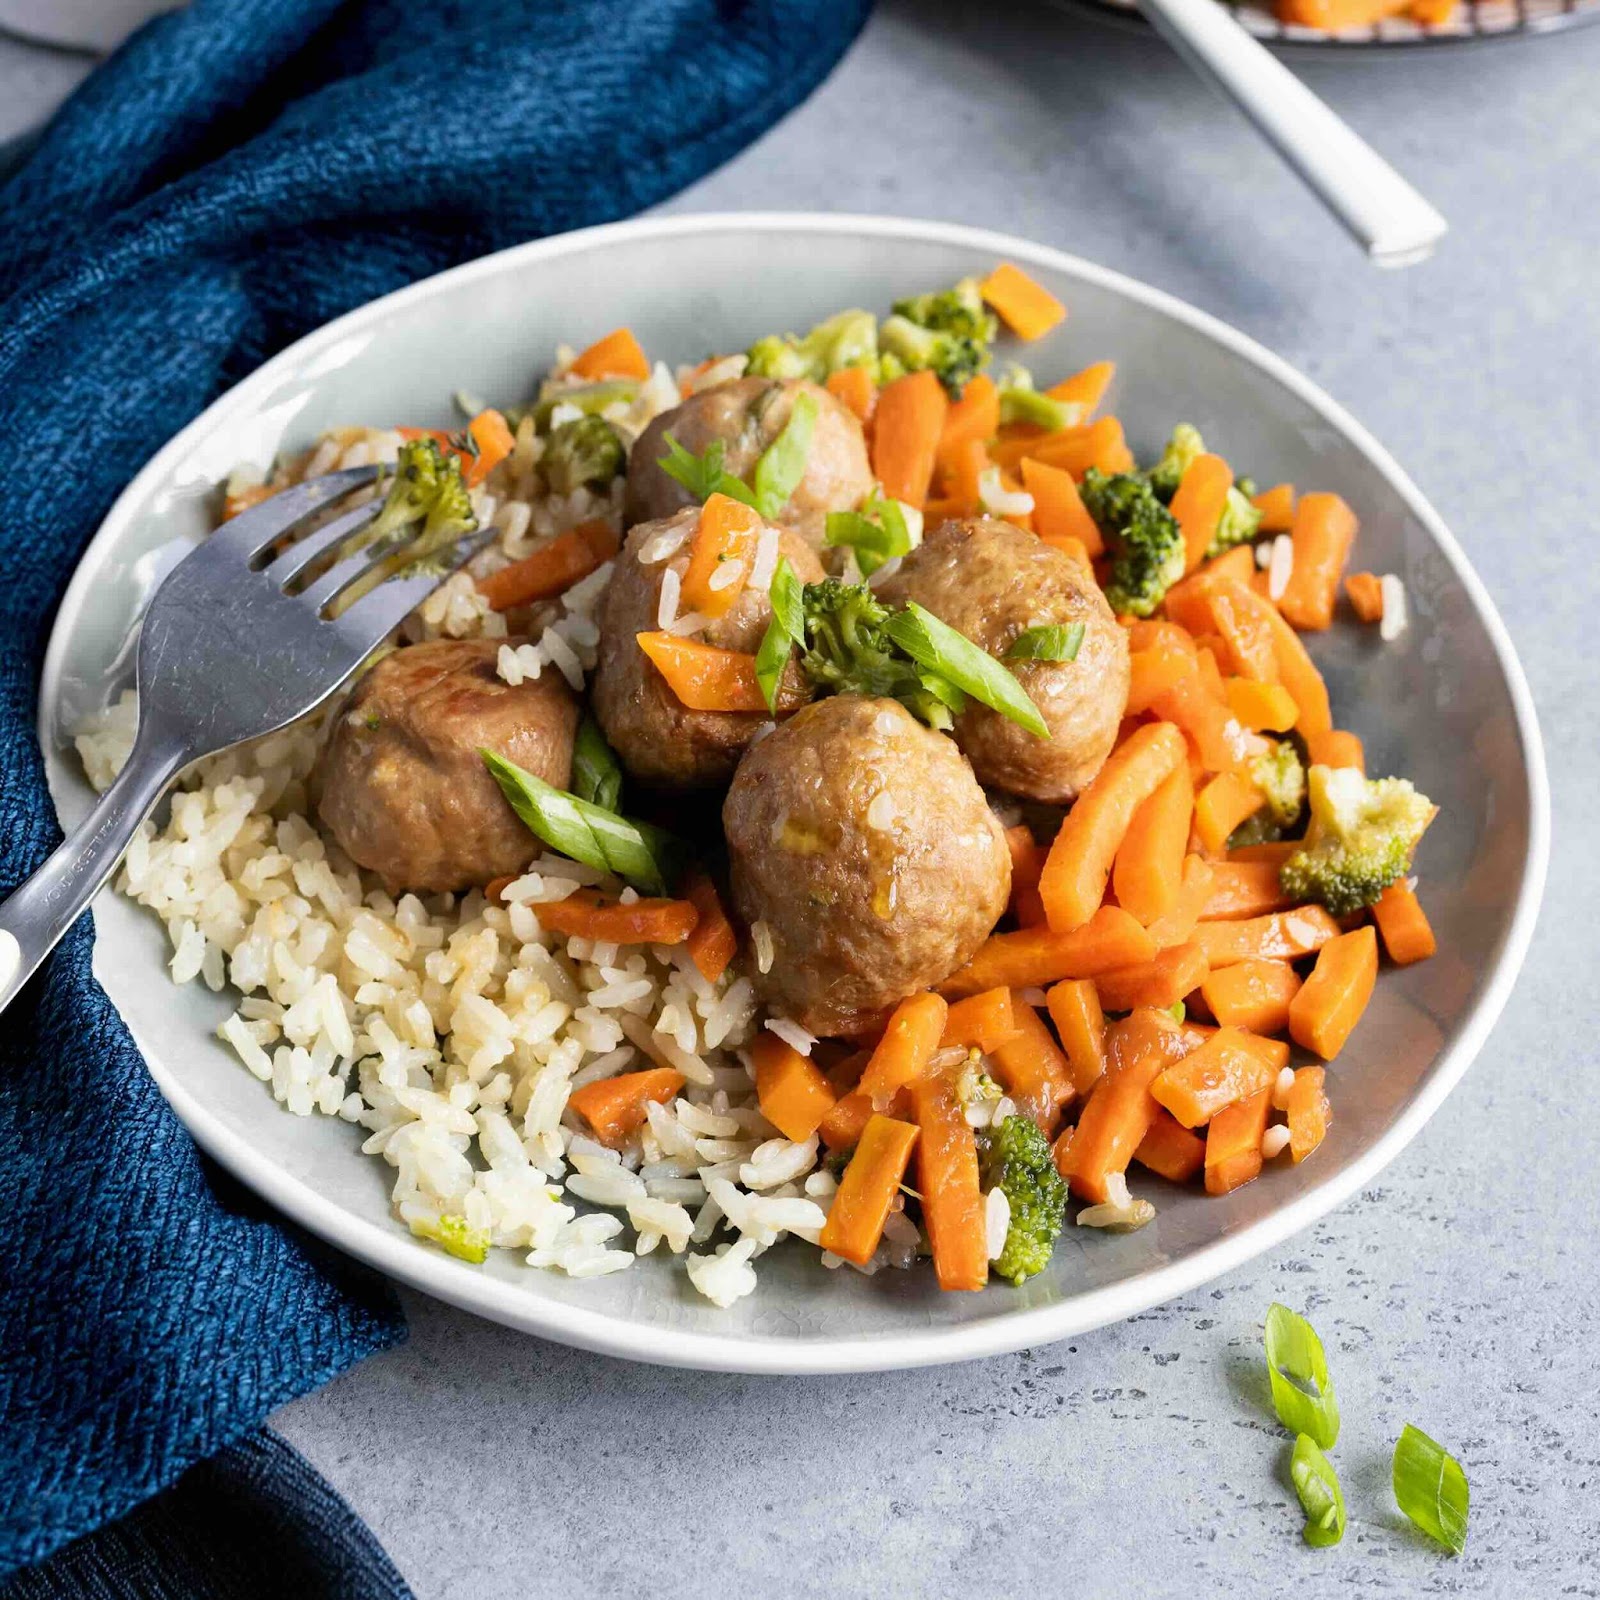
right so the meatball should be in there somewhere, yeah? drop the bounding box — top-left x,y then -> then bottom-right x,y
317,638 -> 578,894
723,696 -> 1010,1036
591,506 -> 825,789
876,517 -> 1129,804
624,377 -> 872,549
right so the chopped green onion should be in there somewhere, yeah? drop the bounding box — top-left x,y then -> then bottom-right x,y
482,750 -> 682,896
1264,1303 -> 1341,1449
1393,1424 -> 1468,1554
825,494 -> 918,578
752,390 -> 818,520
657,434 -> 758,509
884,601 -> 1049,738
1004,622 -> 1086,663
408,1212 -> 489,1264
571,716 -> 623,814
1290,1433 -> 1346,1548
754,556 -> 805,713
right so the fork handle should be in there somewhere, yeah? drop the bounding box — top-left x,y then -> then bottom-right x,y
0,728 -> 190,1016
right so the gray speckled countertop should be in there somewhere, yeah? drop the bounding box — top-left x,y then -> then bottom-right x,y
242,1 -> 1594,1591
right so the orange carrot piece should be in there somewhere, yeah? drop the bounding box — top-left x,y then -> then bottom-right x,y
1005,824 -> 1048,928
569,1066 -> 686,1147
1149,672 -> 1268,775
1151,1025 -> 1286,1128
940,435 -> 990,517
936,373 -> 1000,468
635,632 -> 771,713
1225,678 -> 1298,733
464,409 -> 516,487
1251,483 -> 1295,532
1205,578 -> 1331,736
1127,642 -> 1198,716
679,492 -> 765,618
1146,854 -> 1216,949
1020,457 -> 1105,556
477,520 -> 619,610
483,874 -> 516,904
534,890 -> 699,946
1046,360 -> 1114,415
683,872 -> 737,983
1207,586 -> 1280,683
1057,1009 -> 1191,1202
1134,1109 -> 1206,1183
1195,906 -> 1342,968
858,992 -> 949,1107
1286,1065 -> 1331,1163
1046,978 -> 1108,1095
752,1032 -> 838,1142
1305,727 -> 1365,772
1372,881 -> 1436,965
980,262 -> 1067,340
1113,762 -> 1195,926
1278,492 -> 1358,632
1039,722 -> 1188,931
1203,1086 -> 1271,1195
1094,941 -> 1209,1013
571,326 -> 650,381
1289,926 -> 1378,1059
1199,958 -> 1302,1035
221,482 -> 279,521
940,987 -> 1021,1056
1345,570 -> 1385,623
1194,770 -> 1265,854
817,1114 -> 920,1265
1228,840 -> 1296,866
818,1089 -> 872,1151
1162,547 -> 1259,635
1201,861 -> 1295,920
1172,454 -> 1236,574
989,1001 -> 1075,1136
906,1071 -> 988,1290
991,416 -> 1132,479
825,364 -> 876,424
940,906 -> 1157,998
873,370 -> 949,510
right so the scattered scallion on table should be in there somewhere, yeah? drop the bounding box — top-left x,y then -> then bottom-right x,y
1392,1423 -> 1469,1555
1264,1302 -> 1341,1449
1289,1433 -> 1346,1548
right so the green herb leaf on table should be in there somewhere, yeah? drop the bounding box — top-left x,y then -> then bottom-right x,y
1393,1424 -> 1469,1555
1004,622 -> 1086,663
751,390 -> 818,520
571,716 -> 623,813
1264,1302 -> 1341,1449
1290,1433 -> 1346,1549
884,600 -> 1049,737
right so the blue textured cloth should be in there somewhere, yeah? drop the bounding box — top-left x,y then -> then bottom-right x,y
0,0 -> 870,1585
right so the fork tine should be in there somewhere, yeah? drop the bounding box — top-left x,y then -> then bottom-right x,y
208,466 -> 380,561
261,501 -> 382,588
331,526 -> 500,652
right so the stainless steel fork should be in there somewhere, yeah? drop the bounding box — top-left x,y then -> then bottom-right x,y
0,466 -> 493,1014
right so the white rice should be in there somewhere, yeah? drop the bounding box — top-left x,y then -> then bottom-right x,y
977,465 -> 1033,519
1261,1124 -> 1293,1160
1267,534 -> 1295,602
1379,573 -> 1408,642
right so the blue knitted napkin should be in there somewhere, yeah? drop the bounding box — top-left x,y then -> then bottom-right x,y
0,0 -> 870,1585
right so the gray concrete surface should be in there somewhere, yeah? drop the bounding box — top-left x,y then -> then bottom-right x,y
256,1 -> 1593,1591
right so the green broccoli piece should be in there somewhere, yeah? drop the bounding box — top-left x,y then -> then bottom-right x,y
997,366 -> 1080,432
526,378 -> 639,431
1254,739 -> 1308,830
979,1114 -> 1068,1287
1209,484 -> 1264,557
892,277 -> 997,343
1080,468 -> 1185,619
878,315 -> 988,398
745,308 -> 880,383
1280,765 -> 1437,916
1145,423 -> 1205,501
542,415 -> 624,495
407,1211 -> 490,1263
368,438 -> 477,561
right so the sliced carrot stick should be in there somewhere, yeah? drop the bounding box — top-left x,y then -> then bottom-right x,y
1194,770 -> 1265,854
1113,762 -> 1194,926
905,1071 -> 988,1290
991,416 -> 1132,479
941,987 -> 1021,1056
1094,941 -> 1209,1013
1203,1085 -> 1271,1195
1134,1108 -> 1207,1183
534,890 -> 699,945
635,632 -> 770,713
817,1114 -> 920,1265
477,520 -> 619,610
464,409 -> 516,487
1206,578 -> 1332,736
1005,823 -> 1048,929
1225,678 -> 1298,732
679,492 -> 765,618
989,1001 -> 1075,1136
569,1066 -> 685,1147
751,1032 -> 838,1142
1173,454 -> 1236,573
1195,906 -> 1342,968
1289,925 -> 1378,1059
873,369 -> 949,510
940,906 -> 1156,998
1251,482 -> 1295,532
1199,958 -> 1302,1034
1146,854 -> 1217,949
1286,1065 -> 1331,1163
1149,673 -> 1268,776
1046,360 -> 1115,415
1201,861 -> 1295,920
1045,978 -> 1108,1095
858,991 -> 949,1107
1278,492 -> 1358,632
1039,722 -> 1188,931
1305,727 -> 1365,771
1208,586 -> 1280,683
936,373 -> 1000,471
571,326 -> 650,381
683,872 -> 737,983
484,874 -> 516,904
1228,840 -> 1296,866
1021,457 -> 1105,556
980,262 -> 1067,340
1345,570 -> 1385,623
1151,1025 -> 1286,1128
1127,641 -> 1198,716
818,1088 -> 872,1151
825,364 -> 877,424
1372,881 -> 1436,965
940,435 -> 990,517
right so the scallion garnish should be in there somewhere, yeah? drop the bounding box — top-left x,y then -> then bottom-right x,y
884,600 -> 1049,738
754,556 -> 805,714
657,434 -> 758,509
1264,1302 -> 1340,1449
1392,1424 -> 1468,1554
825,495 -> 917,577
1290,1434 -> 1346,1548
751,391 -> 818,521
571,716 -> 623,814
1004,622 -> 1086,663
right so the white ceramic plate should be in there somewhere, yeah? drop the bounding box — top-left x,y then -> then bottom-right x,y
39,214 -> 1548,1373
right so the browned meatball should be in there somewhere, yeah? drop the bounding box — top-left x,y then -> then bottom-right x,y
876,517 -> 1129,804
591,506 -> 825,789
624,377 -> 872,549
723,696 -> 1010,1036
317,639 -> 577,894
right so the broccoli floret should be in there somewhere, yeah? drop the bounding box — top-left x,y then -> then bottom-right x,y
1280,764 -> 1437,916
1145,423 -> 1205,501
1081,468 -> 1185,619
1209,484 -> 1264,557
1254,739 -> 1308,830
746,308 -> 880,383
368,438 -> 477,560
979,1114 -> 1068,1287
878,315 -> 988,398
542,415 -> 624,494
407,1211 -> 490,1263
997,366 -> 1080,432
892,277 -> 997,343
